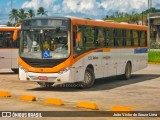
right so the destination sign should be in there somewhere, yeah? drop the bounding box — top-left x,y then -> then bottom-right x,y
22,19 -> 70,28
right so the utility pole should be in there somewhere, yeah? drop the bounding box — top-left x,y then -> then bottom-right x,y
148,0 -> 151,49
142,11 -> 143,25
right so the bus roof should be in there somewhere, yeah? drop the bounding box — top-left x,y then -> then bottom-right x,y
0,27 -> 20,31
70,17 -> 148,30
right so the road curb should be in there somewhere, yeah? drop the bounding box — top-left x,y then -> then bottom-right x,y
0,90 -> 11,97
44,98 -> 64,105
77,101 -> 99,110
20,95 -> 36,101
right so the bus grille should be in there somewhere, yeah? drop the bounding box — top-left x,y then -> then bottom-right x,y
21,57 -> 66,68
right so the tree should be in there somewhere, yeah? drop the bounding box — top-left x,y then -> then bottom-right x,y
9,9 -> 18,24
37,7 -> 48,16
28,9 -> 35,18
18,8 -> 28,22
7,21 -> 12,26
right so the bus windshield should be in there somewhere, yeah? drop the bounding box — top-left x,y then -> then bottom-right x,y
20,28 -> 70,59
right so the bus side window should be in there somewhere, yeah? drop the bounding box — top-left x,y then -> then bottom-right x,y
107,28 -> 114,47
85,26 -> 95,50
2,31 -> 14,48
117,29 -> 122,47
3,32 -> 8,48
122,29 -> 126,46
133,30 -> 138,46
140,31 -> 147,47
105,29 -> 109,47
73,25 -> 85,57
77,26 -> 84,50
96,28 -> 105,47
138,31 -> 141,46
126,30 -> 131,46
131,30 -> 134,46
103,28 -> 107,47
94,27 -> 98,47
113,29 -> 119,47
0,32 -> 3,47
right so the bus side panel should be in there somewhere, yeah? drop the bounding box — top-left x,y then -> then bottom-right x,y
11,49 -> 18,69
89,52 -> 103,79
118,49 -> 137,75
73,52 -> 103,81
139,53 -> 148,70
102,49 -> 118,77
72,60 -> 86,82
136,50 -> 148,71
0,49 -> 12,69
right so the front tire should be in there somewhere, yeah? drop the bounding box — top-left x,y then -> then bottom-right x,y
37,82 -> 54,88
80,68 -> 95,88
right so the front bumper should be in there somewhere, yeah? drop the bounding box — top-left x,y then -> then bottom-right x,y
19,67 -> 74,83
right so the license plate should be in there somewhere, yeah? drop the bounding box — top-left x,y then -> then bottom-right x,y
38,76 -> 48,80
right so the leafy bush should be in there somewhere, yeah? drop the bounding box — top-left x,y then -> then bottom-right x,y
148,51 -> 160,63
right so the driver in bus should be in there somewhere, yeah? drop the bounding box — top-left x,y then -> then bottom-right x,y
43,39 -> 50,50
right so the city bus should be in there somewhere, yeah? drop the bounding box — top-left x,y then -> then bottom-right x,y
18,17 -> 148,88
0,26 -> 20,73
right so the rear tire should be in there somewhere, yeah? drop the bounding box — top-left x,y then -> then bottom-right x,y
79,68 -> 95,88
37,82 -> 54,88
122,62 -> 132,80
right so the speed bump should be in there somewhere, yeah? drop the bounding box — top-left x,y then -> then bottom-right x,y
111,106 -> 132,111
0,91 -> 11,97
77,101 -> 99,110
45,98 -> 64,105
20,95 -> 36,101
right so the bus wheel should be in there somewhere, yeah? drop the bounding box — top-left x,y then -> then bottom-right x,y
122,62 -> 132,80
80,68 -> 95,88
11,69 -> 19,74
37,82 -> 54,88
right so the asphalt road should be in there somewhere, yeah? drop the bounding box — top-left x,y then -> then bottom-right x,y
0,64 -> 160,120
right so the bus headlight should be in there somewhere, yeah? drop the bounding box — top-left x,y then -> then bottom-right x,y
58,67 -> 71,75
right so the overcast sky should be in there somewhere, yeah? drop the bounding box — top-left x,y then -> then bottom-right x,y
0,0 -> 160,24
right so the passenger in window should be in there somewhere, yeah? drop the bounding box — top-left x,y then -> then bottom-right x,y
50,39 -> 57,51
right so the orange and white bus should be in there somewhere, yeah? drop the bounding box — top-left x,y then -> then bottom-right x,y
0,26 -> 20,73
19,17 -> 148,88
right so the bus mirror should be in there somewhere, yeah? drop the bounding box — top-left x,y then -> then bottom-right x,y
13,29 -> 18,41
76,32 -> 81,42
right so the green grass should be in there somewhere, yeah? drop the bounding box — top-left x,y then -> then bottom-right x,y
148,51 -> 160,63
